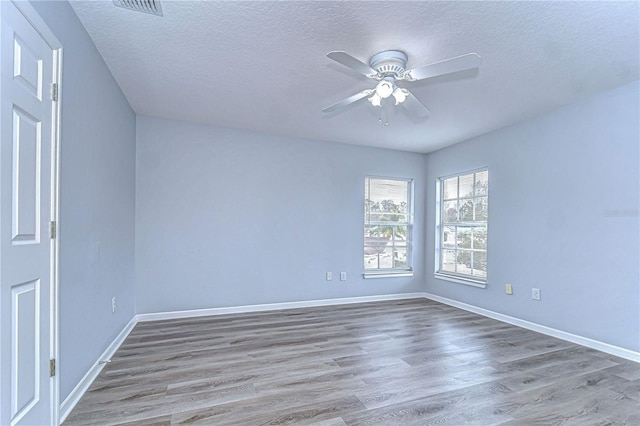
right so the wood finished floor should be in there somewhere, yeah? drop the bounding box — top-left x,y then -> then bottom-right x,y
64,298 -> 640,425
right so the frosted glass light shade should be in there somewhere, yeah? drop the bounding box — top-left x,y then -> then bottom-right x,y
375,80 -> 394,98
392,87 -> 408,105
368,92 -> 382,106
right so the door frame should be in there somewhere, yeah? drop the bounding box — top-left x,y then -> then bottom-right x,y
6,1 -> 62,424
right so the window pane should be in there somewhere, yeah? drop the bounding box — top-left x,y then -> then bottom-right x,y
378,225 -> 396,239
459,173 -> 474,198
459,199 -> 474,222
393,225 -> 408,241
368,179 -> 408,209
441,250 -> 456,272
475,170 -> 488,196
457,227 -> 472,249
367,211 -> 409,223
443,201 -> 458,222
366,226 -> 386,239
456,250 -> 473,275
393,247 -> 407,268
368,213 -> 408,223
473,228 -> 487,250
365,236 -> 389,252
442,226 -> 456,249
364,196 -> 374,221
364,252 -> 379,269
473,251 -> 487,277
382,199 -> 408,214
443,177 -> 458,200
378,247 -> 393,269
474,197 -> 488,222
366,212 -> 384,223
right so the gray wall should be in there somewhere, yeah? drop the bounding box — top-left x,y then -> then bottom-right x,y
135,116 -> 426,314
425,81 -> 640,352
31,1 -> 137,401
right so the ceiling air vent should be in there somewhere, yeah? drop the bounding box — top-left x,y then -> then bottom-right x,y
113,0 -> 163,16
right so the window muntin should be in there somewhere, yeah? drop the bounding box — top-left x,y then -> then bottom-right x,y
364,177 -> 413,274
437,169 -> 488,283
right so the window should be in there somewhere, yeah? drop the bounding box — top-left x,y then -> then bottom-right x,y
364,177 -> 413,277
436,169 -> 488,285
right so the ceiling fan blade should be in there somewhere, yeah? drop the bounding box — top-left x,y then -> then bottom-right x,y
327,51 -> 378,77
322,89 -> 374,113
406,53 -> 481,81
402,90 -> 430,117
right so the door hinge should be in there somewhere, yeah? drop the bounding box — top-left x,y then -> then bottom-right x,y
50,359 -> 56,377
51,83 -> 58,102
50,220 -> 56,239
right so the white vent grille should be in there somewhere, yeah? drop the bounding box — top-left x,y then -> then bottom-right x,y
113,0 -> 163,16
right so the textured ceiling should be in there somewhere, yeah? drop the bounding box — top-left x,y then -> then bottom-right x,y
68,1 -> 639,153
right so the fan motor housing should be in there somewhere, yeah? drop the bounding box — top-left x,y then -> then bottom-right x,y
369,50 -> 408,77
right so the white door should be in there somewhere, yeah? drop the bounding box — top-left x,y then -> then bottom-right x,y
0,1 -> 60,425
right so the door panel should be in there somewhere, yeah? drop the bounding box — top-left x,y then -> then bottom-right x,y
11,279 -> 40,420
1,1 -> 58,425
13,35 -> 42,100
12,107 -> 41,243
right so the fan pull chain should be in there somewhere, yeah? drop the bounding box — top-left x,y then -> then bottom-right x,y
378,109 -> 389,126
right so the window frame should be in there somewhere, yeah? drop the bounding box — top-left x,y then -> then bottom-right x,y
434,168 -> 488,287
363,176 -> 414,278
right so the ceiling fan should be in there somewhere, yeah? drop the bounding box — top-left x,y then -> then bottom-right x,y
322,50 -> 481,116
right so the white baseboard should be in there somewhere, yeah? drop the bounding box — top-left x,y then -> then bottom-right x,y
136,292 -> 426,322
59,316 -> 137,424
423,292 -> 640,363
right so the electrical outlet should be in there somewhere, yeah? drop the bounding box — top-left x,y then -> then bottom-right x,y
531,288 -> 541,301
111,296 -> 117,313
505,284 -> 513,295
326,272 -> 332,281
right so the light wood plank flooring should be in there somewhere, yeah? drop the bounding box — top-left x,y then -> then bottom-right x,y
64,298 -> 639,425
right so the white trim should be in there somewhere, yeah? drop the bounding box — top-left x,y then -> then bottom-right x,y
363,272 -> 414,279
50,41 -> 63,426
434,273 -> 486,288
136,293 -> 426,322
423,292 -> 640,363
58,317 -> 137,424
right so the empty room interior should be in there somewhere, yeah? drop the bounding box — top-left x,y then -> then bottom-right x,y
0,1 -> 639,425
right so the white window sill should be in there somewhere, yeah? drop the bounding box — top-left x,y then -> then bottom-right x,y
363,271 -> 414,279
434,273 -> 487,288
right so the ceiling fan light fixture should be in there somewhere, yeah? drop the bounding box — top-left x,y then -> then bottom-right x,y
392,87 -> 408,105
368,92 -> 382,107
375,80 -> 394,99
323,49 -> 481,117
